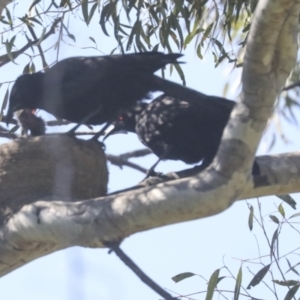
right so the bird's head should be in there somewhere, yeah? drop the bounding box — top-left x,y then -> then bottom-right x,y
103,102 -> 148,140
6,72 -> 44,126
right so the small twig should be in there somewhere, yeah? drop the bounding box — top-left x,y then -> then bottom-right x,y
46,120 -> 70,126
120,148 -> 152,160
0,130 -> 18,139
104,241 -> 176,300
106,154 -> 148,173
282,80 -> 300,91
106,148 -> 152,174
26,23 -> 49,70
1,116 -> 18,126
0,18 -> 61,68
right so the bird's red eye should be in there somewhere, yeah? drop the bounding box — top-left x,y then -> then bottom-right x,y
118,116 -> 124,121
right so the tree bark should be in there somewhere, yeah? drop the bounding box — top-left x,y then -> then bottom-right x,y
0,135 -> 108,225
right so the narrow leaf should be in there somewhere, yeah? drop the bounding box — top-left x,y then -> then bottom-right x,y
172,272 -> 195,283
205,269 -> 220,300
270,228 -> 278,257
269,215 -> 279,224
278,204 -> 285,217
247,264 -> 271,289
88,3 -> 98,24
1,86 -> 9,115
82,0 -> 89,24
273,280 -> 299,287
234,267 -> 242,300
277,194 -> 296,209
248,204 -> 254,231
29,0 -> 41,12
284,284 -> 300,300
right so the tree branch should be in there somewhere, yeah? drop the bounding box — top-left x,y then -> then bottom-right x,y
0,151 -> 299,277
105,242 -> 176,300
0,18 -> 61,68
106,149 -> 152,174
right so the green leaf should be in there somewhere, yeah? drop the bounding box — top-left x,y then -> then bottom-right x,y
99,1 -> 117,36
171,272 -> 195,283
196,43 -> 203,59
269,215 -> 279,224
152,44 -> 159,52
247,264 -> 271,289
285,259 -> 300,276
139,24 -> 151,49
30,62 -> 36,73
183,28 -> 198,48
23,62 -> 30,74
201,22 -> 214,44
175,21 -> 183,49
270,228 -> 278,257
35,8 -> 43,21
273,280 -> 299,287
5,35 -> 17,64
174,63 -> 186,86
82,0 -> 89,25
284,284 -> 300,300
289,212 -> 300,219
126,21 -> 139,51
169,30 -> 179,49
67,34 -> 76,42
248,204 -> 254,231
205,269 -> 220,300
28,16 -> 43,26
278,203 -> 285,217
29,0 -> 41,12
234,267 -> 242,300
5,7 -> 13,29
88,3 -> 98,25
277,194 -> 297,209
0,86 -> 9,116
89,37 -> 97,45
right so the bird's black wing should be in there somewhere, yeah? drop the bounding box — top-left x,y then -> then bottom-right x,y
136,95 -> 234,164
43,53 -> 183,100
42,53 -> 183,123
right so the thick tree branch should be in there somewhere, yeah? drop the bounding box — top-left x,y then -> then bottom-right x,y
0,136 -> 108,225
0,151 -> 299,277
105,242 -> 176,300
0,0 -> 12,16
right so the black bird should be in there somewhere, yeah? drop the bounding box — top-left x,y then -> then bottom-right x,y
6,52 -> 199,135
111,94 -> 260,175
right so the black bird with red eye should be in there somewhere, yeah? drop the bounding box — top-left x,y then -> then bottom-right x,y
109,94 -> 260,176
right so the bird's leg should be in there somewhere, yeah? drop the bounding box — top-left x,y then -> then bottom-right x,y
143,157 -> 163,179
90,122 -> 111,142
66,106 -> 103,136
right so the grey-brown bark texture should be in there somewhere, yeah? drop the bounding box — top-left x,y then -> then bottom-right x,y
0,135 -> 108,224
0,0 -> 300,277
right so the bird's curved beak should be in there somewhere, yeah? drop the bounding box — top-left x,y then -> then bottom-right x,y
103,122 -> 128,141
5,107 -> 14,127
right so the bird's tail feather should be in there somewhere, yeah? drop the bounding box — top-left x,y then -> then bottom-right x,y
152,75 -> 234,110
